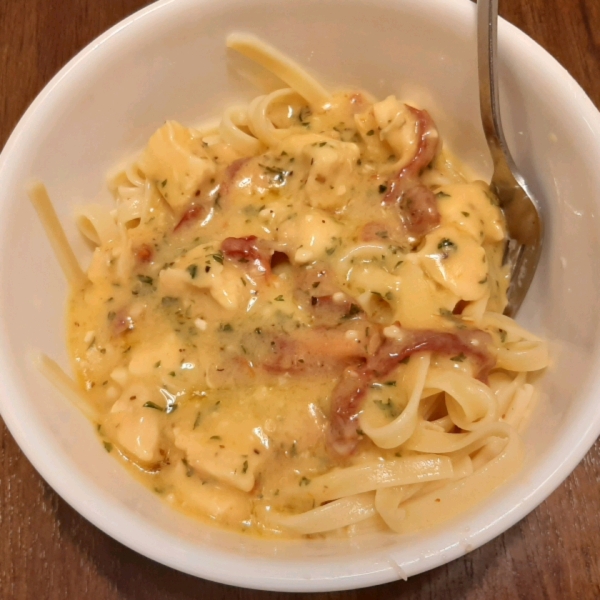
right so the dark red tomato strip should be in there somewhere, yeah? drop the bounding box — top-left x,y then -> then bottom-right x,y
174,204 -> 206,231
134,243 -> 154,264
383,106 -> 441,240
328,328 -> 495,456
221,236 -> 272,275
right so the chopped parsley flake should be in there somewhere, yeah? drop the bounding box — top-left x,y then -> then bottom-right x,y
437,238 -> 456,251
161,296 -> 179,307
182,458 -> 194,477
342,303 -> 361,320
374,399 -> 399,419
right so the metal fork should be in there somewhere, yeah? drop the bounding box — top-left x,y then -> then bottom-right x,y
477,0 -> 543,317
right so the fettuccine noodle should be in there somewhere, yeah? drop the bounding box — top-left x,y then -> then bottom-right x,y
30,35 -> 548,538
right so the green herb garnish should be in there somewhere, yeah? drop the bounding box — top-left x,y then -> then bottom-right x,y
193,412 -> 202,429
342,303 -> 361,320
374,399 -> 399,418
161,296 -> 179,307
437,238 -> 456,251
182,458 -> 194,477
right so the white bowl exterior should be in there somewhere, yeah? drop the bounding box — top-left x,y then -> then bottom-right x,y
1,0 -> 599,591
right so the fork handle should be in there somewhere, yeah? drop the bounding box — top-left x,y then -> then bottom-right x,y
477,0 -> 518,175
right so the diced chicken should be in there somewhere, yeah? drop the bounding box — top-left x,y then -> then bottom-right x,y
104,383 -> 165,465
418,226 -> 489,301
138,121 -> 216,215
174,418 -> 268,493
159,244 -> 247,311
277,209 -> 343,265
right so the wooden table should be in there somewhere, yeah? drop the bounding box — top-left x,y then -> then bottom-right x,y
1,0 -> 599,598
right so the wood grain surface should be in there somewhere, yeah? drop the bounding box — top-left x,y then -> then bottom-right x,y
1,0 -> 599,598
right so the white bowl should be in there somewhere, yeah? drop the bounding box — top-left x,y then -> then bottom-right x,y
1,0 -> 599,592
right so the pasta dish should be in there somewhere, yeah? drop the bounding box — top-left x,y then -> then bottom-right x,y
30,35 -> 548,537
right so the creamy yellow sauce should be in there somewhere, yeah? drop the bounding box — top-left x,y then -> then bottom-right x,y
67,89 -> 515,537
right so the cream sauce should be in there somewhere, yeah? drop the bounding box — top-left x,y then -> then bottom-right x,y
68,90 -> 510,536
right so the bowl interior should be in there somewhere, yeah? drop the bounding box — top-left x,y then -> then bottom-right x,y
1,0 -> 599,592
